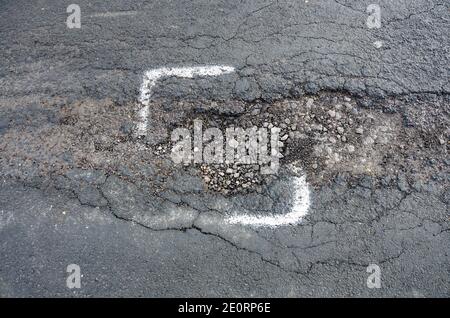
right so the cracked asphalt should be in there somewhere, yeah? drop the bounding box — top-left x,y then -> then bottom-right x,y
0,0 -> 449,297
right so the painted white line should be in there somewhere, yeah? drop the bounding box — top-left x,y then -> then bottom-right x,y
135,65 -> 311,228
225,173 -> 310,227
137,65 -> 235,136
88,11 -> 138,18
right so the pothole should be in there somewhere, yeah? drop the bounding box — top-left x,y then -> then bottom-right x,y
0,93 -> 448,196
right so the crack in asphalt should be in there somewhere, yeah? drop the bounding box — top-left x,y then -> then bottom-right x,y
0,0 -> 448,296
11,164 -> 446,280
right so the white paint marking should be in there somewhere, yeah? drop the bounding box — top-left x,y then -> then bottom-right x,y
137,65 -> 235,136
373,40 -> 383,49
135,65 -> 311,227
225,173 -> 310,227
88,11 -> 138,18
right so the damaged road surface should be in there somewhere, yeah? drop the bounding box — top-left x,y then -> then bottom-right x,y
0,0 -> 449,297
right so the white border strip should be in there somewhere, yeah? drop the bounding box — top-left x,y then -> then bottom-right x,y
137,65 -> 235,136
136,65 -> 311,227
225,174 -> 311,227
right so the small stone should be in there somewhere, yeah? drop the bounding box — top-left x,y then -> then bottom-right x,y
438,138 -> 445,145
335,112 -> 342,120
251,108 -> 260,116
329,137 -> 337,143
226,168 -> 233,174
347,145 -> 355,153
344,97 -> 351,102
359,175 -> 374,189
334,153 -> 340,162
363,137 -> 374,145
337,127 -> 345,134
284,118 -> 291,125
328,110 -> 336,117
312,163 -> 318,169
355,127 -> 364,134
373,40 -> 383,49
341,136 -> 347,142
280,134 -> 289,141
234,172 -> 240,178
204,176 -> 211,183
291,124 -> 297,131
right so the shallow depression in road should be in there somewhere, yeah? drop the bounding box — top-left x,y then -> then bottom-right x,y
0,93 -> 448,229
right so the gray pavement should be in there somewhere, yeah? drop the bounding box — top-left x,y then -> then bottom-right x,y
0,0 -> 449,297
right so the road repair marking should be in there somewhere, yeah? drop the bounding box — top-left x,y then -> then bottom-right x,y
137,65 -> 236,136
136,65 -> 311,227
226,170 -> 311,227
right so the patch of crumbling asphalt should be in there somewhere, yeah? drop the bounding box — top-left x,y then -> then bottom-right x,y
1,92 -> 447,191
0,92 -> 448,292
0,92 -> 448,227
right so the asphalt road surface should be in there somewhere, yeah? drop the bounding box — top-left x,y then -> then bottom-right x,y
0,0 -> 449,297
